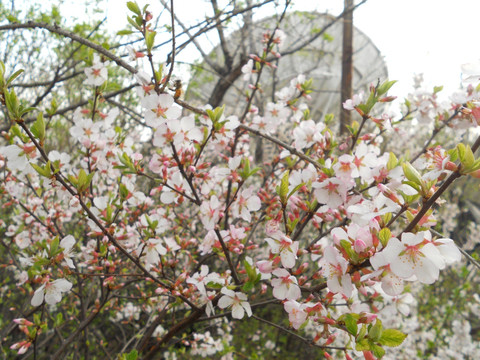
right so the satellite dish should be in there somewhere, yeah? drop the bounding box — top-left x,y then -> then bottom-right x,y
186,11 -> 388,120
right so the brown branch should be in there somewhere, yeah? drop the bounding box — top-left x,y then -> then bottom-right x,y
410,108 -> 461,164
214,228 -> 241,285
239,124 -> 322,170
17,121 -> 198,311
0,22 -> 137,75
160,0 -> 176,93
252,315 -> 346,350
402,134 -> 480,234
52,292 -> 111,359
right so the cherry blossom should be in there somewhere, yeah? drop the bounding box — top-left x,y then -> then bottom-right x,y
283,300 -> 308,329
230,186 -> 261,222
271,268 -> 301,300
374,232 -> 450,284
342,92 -> 364,110
319,246 -> 353,297
60,235 -> 76,269
241,59 -> 256,83
31,279 -> 73,306
312,177 -> 348,211
142,93 -> 181,128
265,233 -> 298,269
218,287 -> 252,319
293,119 -> 325,150
187,265 -> 210,296
84,54 -> 109,86
0,144 -> 35,173
140,238 -> 167,268
200,195 -> 222,230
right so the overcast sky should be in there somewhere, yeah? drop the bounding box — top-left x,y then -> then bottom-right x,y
55,0 -> 480,98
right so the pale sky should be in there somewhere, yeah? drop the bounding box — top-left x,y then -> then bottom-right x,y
56,0 -> 480,98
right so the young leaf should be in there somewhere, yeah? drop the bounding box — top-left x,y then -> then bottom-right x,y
277,171 -> 290,205
387,152 -> 398,170
378,228 -> 391,247
126,1 -> 141,15
344,313 -> 358,336
376,80 -> 397,96
6,69 -> 24,86
379,329 -> 407,347
30,113 -> 46,144
368,319 -> 383,342
371,343 -> 386,358
117,29 -> 134,36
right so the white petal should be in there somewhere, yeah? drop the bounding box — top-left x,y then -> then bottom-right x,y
436,239 -> 461,264
45,290 -> 62,305
218,295 -> 233,309
220,287 -> 235,297
242,301 -> 252,317
381,272 -> 404,296
286,285 -> 301,300
31,286 -> 45,306
247,196 -> 261,211
421,243 -> 444,270
231,303 -> 245,319
415,258 -> 439,284
281,250 -> 296,268
273,285 -> 287,300
53,279 -> 73,292
60,235 -> 76,251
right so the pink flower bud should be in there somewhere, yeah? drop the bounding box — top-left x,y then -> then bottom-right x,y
256,260 -> 273,273
325,334 -> 336,345
359,312 -> 377,324
354,239 -> 367,253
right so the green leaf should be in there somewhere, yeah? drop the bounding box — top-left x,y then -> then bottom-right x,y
117,29 -> 134,36
466,159 -> 480,173
357,324 -> 367,342
55,312 -> 64,327
126,349 -> 138,360
127,16 -> 140,30
379,329 -> 407,347
31,162 -> 52,178
344,313 -> 358,336
50,236 -> 60,255
287,182 -> 304,201
119,183 -> 129,201
340,239 -> 358,263
355,338 -> 371,351
206,281 -> 222,289
243,259 -> 257,281
145,30 -> 156,52
387,152 -> 398,170
242,281 -> 254,292
19,106 -> 37,117
378,228 -> 391,247
126,1 -> 141,15
6,69 -> 24,86
457,143 -> 466,164
462,144 -> 475,169
371,343 -> 386,358
31,113 -> 46,144
377,80 -> 397,96
277,171 -> 290,204
369,319 -> 383,342
4,88 -> 20,118
402,162 -> 422,186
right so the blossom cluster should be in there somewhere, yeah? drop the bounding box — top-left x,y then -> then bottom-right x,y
2,4 -> 480,359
